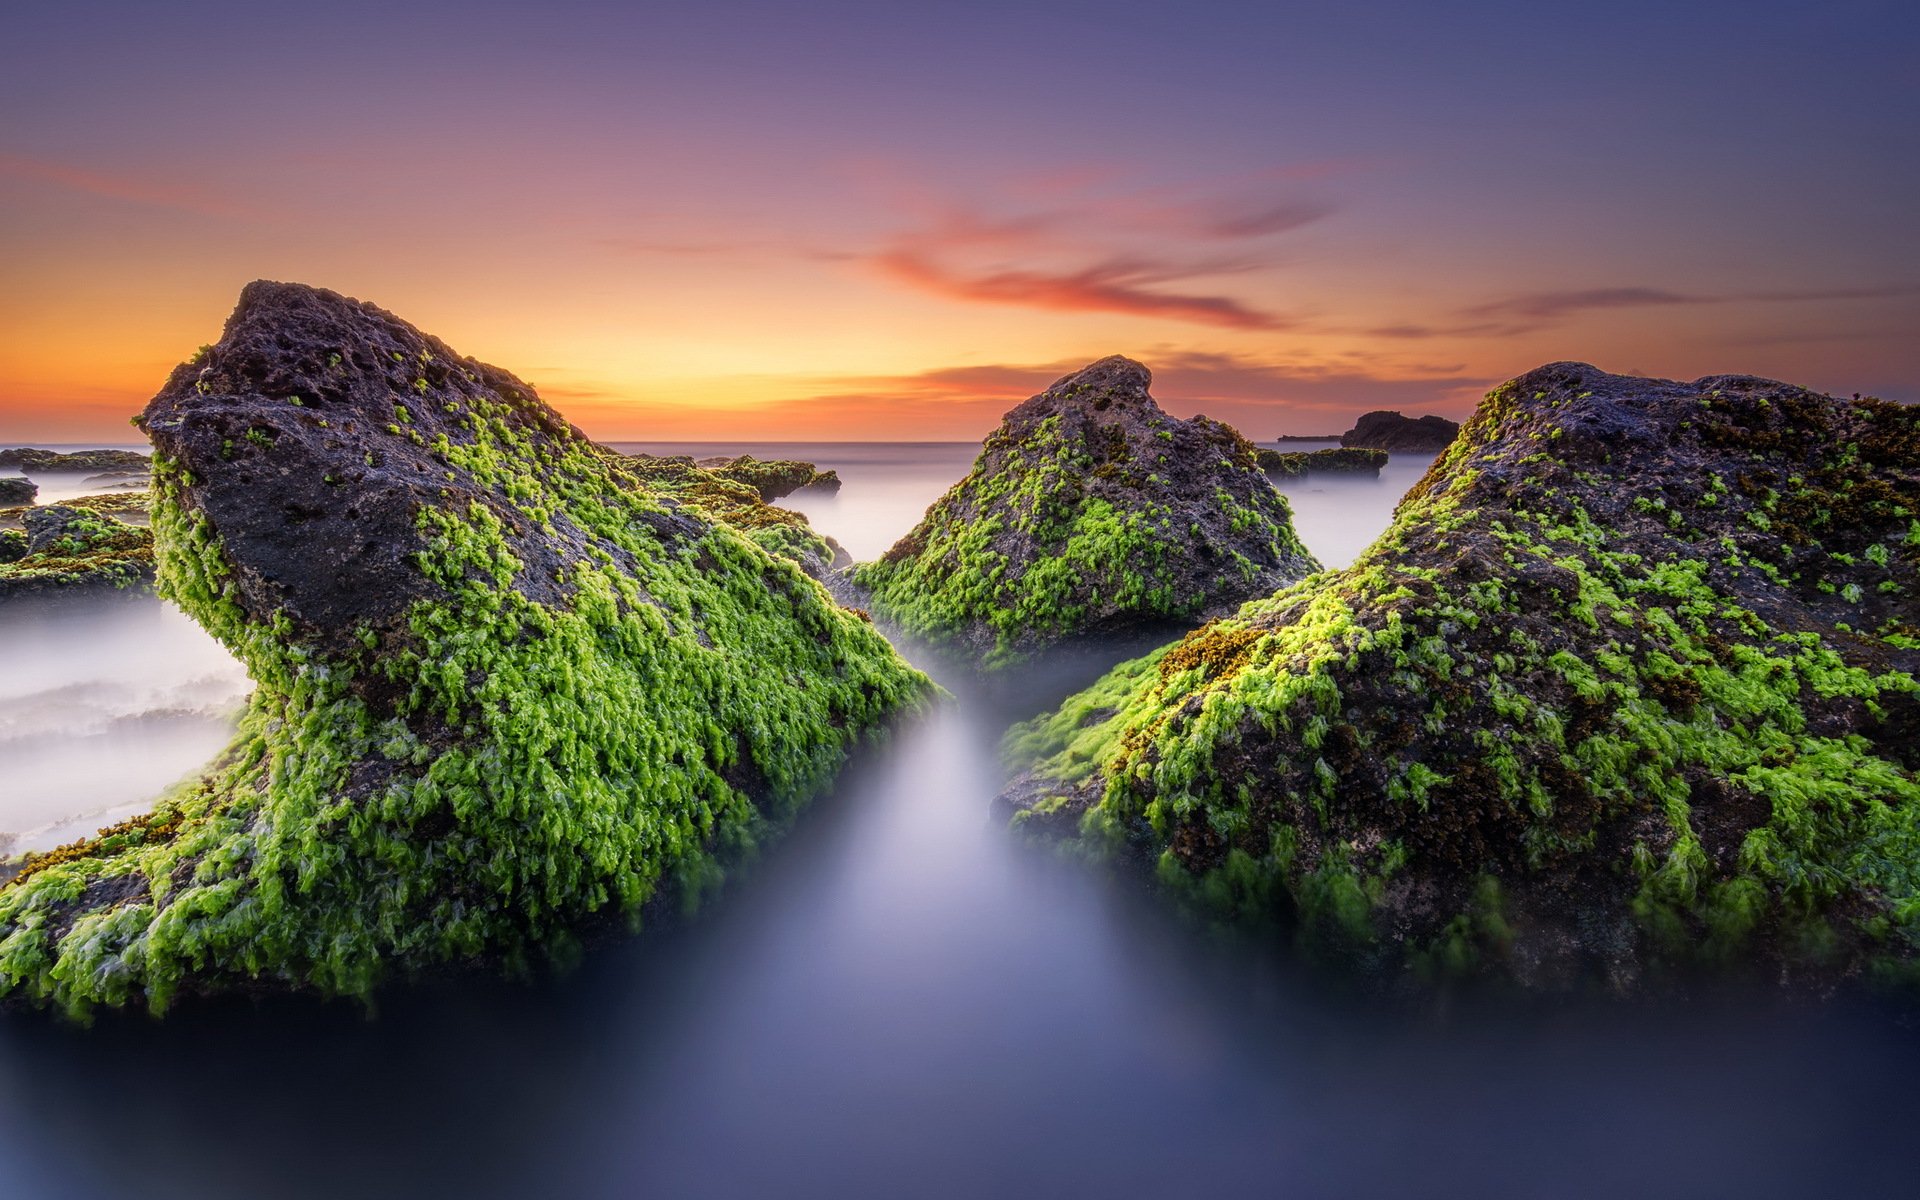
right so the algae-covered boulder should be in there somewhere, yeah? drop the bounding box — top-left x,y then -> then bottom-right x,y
1002,362 -> 1920,993
854,356 -> 1318,669
1340,410 -> 1460,453
691,455 -> 842,502
0,281 -> 930,1017
0,477 -> 35,506
1255,447 -> 1388,478
0,505 -> 155,603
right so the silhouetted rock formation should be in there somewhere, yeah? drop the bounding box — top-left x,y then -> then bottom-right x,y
1340,410 -> 1460,453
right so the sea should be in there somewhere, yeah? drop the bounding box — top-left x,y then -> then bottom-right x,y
1,442 -> 1915,1199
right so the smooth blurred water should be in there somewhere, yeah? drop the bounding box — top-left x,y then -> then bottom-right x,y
1,443 -> 1916,1200
0,444 -> 152,508
0,598 -> 248,855
611,442 -> 979,562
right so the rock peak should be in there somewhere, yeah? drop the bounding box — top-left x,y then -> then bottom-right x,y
1043,355 -> 1152,399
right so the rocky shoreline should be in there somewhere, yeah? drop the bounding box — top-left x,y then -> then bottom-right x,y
2,282 -> 1915,1015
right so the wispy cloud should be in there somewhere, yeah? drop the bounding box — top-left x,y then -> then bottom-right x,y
875,251 -> 1298,330
0,153 -> 253,219
1461,287 -> 1703,320
861,171 -> 1339,329
1459,282 -> 1920,322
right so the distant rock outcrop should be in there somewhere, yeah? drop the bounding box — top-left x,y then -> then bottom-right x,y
1255,447 -> 1388,478
0,478 -> 35,506
0,448 -> 150,472
0,280 -> 930,1017
0,504 -> 154,603
1002,362 -> 1920,994
691,455 -> 842,502
611,454 -> 850,580
855,356 -> 1319,670
1340,410 -> 1460,453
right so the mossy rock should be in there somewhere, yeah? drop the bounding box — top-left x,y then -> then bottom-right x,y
854,356 -> 1318,671
1255,447 -> 1389,478
0,281 -> 932,1018
0,505 -> 155,603
1001,362 -> 1920,995
607,452 -> 848,580
689,455 -> 842,502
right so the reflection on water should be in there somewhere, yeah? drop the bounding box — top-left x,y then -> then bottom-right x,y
1,443 -> 1916,1199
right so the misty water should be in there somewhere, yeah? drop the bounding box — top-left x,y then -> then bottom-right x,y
2,444 -> 1917,1199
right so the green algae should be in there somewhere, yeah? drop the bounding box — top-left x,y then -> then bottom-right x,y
0,293 -> 930,1019
606,452 -> 843,574
1002,365 -> 1920,991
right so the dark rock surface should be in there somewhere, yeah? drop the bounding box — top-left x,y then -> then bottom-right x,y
854,356 -> 1319,670
0,448 -> 150,472
0,477 -> 35,506
0,280 -> 929,1017
1340,410 -> 1460,453
1002,362 -> 1920,995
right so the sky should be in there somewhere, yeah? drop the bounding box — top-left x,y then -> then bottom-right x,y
2,0 -> 1916,442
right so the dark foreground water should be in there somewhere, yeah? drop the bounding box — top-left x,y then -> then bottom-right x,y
2,444 -> 1918,1199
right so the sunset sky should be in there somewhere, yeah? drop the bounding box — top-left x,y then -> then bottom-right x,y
2,1 -> 1915,442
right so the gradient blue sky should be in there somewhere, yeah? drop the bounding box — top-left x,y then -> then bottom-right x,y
3,0 -> 1915,439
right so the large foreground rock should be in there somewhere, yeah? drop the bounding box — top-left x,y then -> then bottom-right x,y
1001,363 -> 1919,993
1341,410 -> 1460,453
0,281 -> 930,1017
855,356 -> 1319,669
